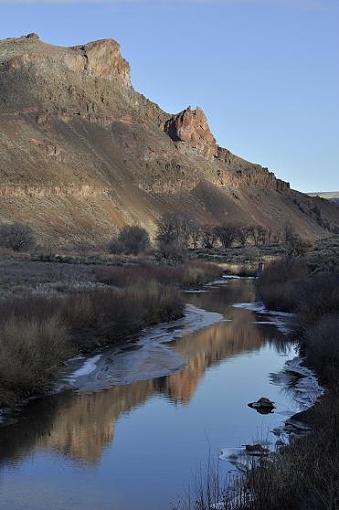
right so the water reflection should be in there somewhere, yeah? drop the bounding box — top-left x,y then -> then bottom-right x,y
0,280 -> 288,471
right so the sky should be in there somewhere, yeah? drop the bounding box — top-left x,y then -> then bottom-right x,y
1,0 -> 338,192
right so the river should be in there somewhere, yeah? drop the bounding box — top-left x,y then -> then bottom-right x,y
0,278 -> 308,510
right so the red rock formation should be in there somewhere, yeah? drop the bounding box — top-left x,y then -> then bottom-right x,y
165,107 -> 217,158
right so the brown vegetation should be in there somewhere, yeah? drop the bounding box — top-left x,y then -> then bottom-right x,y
95,261 -> 223,289
0,282 -> 183,407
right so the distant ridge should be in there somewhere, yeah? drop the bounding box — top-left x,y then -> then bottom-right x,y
307,192 -> 339,205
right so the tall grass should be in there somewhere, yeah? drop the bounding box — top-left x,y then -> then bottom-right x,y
0,282 -> 184,406
0,315 -> 72,405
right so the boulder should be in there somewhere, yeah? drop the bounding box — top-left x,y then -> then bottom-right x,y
248,397 -> 275,414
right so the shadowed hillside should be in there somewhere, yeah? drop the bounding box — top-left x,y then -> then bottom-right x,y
0,33 -> 338,247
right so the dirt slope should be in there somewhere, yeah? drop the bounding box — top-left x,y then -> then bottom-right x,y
0,33 -> 338,247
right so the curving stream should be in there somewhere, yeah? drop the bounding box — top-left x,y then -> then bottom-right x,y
0,278 -> 318,510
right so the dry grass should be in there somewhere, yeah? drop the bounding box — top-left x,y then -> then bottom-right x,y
0,315 -> 72,405
0,281 -> 184,407
95,261 -> 223,289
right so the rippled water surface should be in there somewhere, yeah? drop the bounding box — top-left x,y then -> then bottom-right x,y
0,279 -> 300,510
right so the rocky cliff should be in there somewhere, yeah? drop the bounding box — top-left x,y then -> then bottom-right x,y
0,33 -> 338,247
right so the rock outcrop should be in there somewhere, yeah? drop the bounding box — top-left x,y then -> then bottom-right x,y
165,107 -> 217,158
0,33 -> 338,246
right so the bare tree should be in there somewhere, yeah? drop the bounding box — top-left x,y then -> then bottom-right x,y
236,225 -> 251,247
156,213 -> 192,249
201,225 -> 218,249
247,225 -> 268,246
188,221 -> 203,249
214,224 -> 238,249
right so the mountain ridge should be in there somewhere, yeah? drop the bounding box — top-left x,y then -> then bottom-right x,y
0,33 -> 338,248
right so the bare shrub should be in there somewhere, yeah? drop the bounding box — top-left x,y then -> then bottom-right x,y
157,240 -> 187,262
0,223 -> 36,252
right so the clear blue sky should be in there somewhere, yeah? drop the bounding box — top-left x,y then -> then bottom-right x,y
1,0 -> 338,192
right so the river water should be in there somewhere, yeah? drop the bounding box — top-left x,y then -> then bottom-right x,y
0,278 -> 302,510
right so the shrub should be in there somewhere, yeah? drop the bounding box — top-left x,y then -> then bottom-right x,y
257,258 -> 309,311
296,273 -> 339,327
108,226 -> 150,255
286,234 -> 310,257
118,226 -> 150,255
157,240 -> 187,262
0,223 -> 36,252
305,313 -> 339,380
107,237 -> 125,255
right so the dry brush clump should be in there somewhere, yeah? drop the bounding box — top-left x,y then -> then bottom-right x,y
0,313 -> 72,406
108,225 -> 150,255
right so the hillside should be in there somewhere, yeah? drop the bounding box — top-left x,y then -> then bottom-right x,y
0,33 -> 338,248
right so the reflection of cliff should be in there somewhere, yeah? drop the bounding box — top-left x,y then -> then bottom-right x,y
0,294 -> 285,468
156,309 -> 268,404
38,380 -> 154,463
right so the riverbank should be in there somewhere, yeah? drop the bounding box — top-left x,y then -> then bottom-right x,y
247,258 -> 339,510
0,260 -> 223,410
182,256 -> 338,510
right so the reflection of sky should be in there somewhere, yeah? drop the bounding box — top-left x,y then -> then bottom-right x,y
0,281 -> 298,510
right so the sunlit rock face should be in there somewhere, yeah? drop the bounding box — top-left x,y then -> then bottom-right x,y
165,107 -> 217,158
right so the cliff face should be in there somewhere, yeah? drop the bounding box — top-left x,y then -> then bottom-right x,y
0,34 -> 338,246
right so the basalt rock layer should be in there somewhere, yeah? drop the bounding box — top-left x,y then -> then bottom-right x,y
0,34 -> 338,247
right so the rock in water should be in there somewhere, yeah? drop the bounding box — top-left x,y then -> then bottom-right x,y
248,397 -> 275,414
